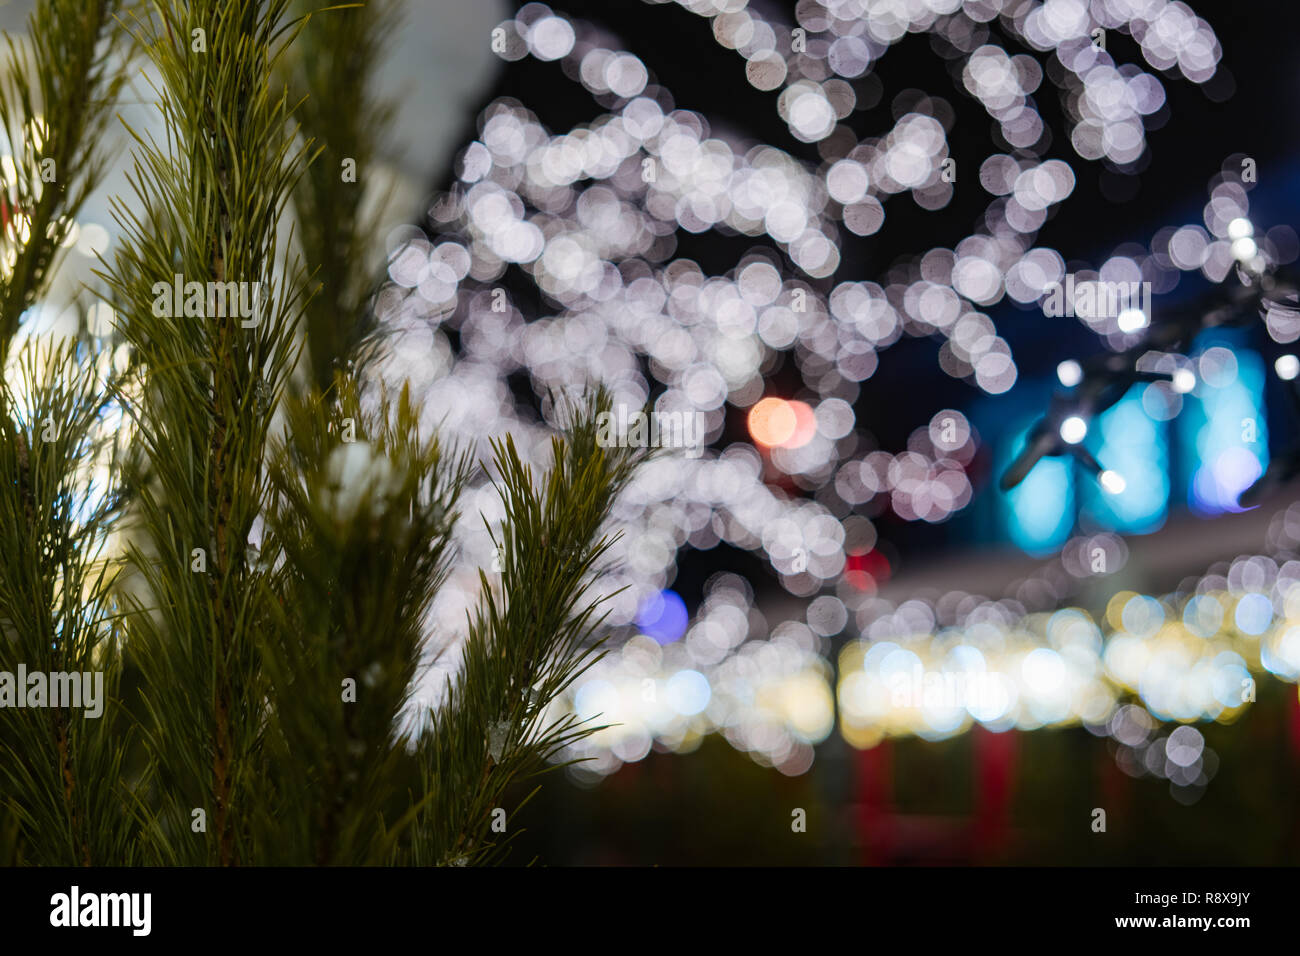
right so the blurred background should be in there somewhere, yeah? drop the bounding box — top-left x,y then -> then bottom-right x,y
433,0 -> 1300,865
14,0 -> 1300,864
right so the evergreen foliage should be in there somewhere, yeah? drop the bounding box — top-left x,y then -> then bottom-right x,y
0,0 -> 132,867
0,0 -> 640,866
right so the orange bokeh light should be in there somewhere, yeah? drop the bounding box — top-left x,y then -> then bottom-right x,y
749,397 -> 795,446
748,397 -> 816,449
786,400 -> 816,448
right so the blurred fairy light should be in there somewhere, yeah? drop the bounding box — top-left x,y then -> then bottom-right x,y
1056,359 -> 1083,387
1098,469 -> 1126,495
828,542 -> 1300,800
547,498 -> 1300,786
543,573 -> 836,779
365,0 -> 1300,782
1059,415 -> 1087,444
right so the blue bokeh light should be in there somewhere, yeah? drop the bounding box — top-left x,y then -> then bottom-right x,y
1234,593 -> 1273,636
1003,421 -> 1073,555
637,589 -> 689,644
1082,386 -> 1168,534
1179,341 -> 1268,514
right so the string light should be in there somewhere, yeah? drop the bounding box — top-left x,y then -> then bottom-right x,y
378,1 -> 1298,787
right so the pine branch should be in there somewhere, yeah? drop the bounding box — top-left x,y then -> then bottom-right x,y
411,388 -> 646,865
0,0 -> 128,365
0,0 -> 133,867
252,377 -> 472,864
0,331 -> 137,866
100,0 -> 314,866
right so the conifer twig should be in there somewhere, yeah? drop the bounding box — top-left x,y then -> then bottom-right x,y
0,0 -> 131,867
101,0 -> 314,865
413,389 -> 647,865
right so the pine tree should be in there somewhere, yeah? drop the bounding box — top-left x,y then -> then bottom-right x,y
0,0 -> 641,867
